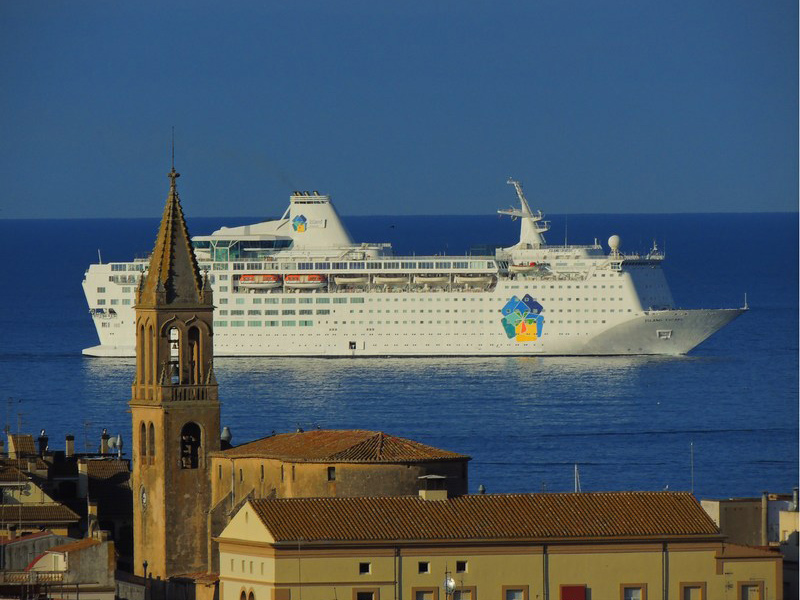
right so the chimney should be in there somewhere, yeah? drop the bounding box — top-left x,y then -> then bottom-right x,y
9,525 -> 17,541
100,429 -> 110,454
761,491 -> 769,546
65,435 -> 75,458
418,474 -> 448,501
78,459 -> 89,499
37,429 -> 48,457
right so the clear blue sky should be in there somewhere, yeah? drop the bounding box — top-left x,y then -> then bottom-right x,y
0,1 -> 796,218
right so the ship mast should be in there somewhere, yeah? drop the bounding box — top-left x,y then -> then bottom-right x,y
498,178 -> 550,248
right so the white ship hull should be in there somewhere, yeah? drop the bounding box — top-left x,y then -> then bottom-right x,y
81,184 -> 745,358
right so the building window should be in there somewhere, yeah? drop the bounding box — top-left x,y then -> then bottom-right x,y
455,561 -> 467,573
503,587 -> 528,600
736,582 -> 763,600
621,585 -> 646,600
327,466 -> 336,481
679,583 -> 706,600
218,465 -> 222,479
358,562 -> 371,574
453,589 -> 475,600
418,561 -> 430,574
261,465 -> 264,480
413,589 -> 436,600
353,590 -> 379,600
559,585 -> 586,600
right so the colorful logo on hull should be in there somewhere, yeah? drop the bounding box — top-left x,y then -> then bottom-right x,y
292,215 -> 307,232
500,294 -> 544,342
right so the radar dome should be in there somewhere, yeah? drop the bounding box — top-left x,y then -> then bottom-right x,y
608,235 -> 621,252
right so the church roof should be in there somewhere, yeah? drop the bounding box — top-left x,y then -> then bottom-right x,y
217,429 -> 469,463
138,168 -> 207,307
248,492 -> 720,544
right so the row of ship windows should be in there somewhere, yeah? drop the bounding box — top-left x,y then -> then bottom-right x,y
203,260 -> 495,271
217,306 -> 630,316
212,319 -> 611,328
98,281 -> 627,294
94,295 -> 630,308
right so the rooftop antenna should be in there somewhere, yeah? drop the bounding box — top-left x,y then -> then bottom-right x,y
574,463 -> 582,493
171,126 -> 175,171
690,442 -> 695,494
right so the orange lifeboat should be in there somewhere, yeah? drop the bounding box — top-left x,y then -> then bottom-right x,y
284,274 -> 327,289
238,274 -> 282,289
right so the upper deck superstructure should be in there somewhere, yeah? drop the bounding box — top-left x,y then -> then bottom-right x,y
82,181 -> 744,357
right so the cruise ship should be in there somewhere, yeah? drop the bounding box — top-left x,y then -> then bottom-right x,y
82,179 -> 745,357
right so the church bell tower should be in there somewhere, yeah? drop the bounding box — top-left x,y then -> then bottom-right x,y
130,167 -> 219,579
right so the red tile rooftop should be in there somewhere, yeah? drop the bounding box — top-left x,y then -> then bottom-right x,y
247,491 -> 720,544
217,429 -> 469,463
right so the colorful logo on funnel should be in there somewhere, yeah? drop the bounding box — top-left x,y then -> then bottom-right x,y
500,294 -> 544,342
292,215 -> 307,232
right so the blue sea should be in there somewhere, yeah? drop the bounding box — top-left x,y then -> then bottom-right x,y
0,212 -> 796,499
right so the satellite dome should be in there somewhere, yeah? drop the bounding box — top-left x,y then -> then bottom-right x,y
608,235 -> 621,252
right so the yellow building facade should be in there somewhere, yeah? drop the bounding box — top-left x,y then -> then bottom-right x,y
216,492 -> 783,600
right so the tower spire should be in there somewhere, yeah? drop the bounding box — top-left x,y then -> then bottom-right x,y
136,160 -> 205,307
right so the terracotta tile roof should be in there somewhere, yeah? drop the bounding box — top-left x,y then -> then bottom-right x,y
0,457 -> 48,471
9,435 -> 36,456
0,504 -> 80,524
0,464 -> 27,482
248,492 -> 720,543
218,430 -> 469,463
86,459 -> 130,480
47,538 -> 100,553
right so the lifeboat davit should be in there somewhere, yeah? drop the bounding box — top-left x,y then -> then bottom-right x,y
238,274 -> 282,289
285,274 -> 327,289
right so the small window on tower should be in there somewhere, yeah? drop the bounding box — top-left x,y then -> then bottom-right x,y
327,466 -> 336,481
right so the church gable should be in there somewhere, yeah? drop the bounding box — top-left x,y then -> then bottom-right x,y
219,501 -> 275,544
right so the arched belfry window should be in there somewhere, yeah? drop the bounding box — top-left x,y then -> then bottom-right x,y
146,324 -> 155,385
188,326 -> 201,384
148,423 -> 155,463
139,422 -> 147,458
137,323 -> 145,384
168,327 -> 181,384
180,422 -> 202,469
